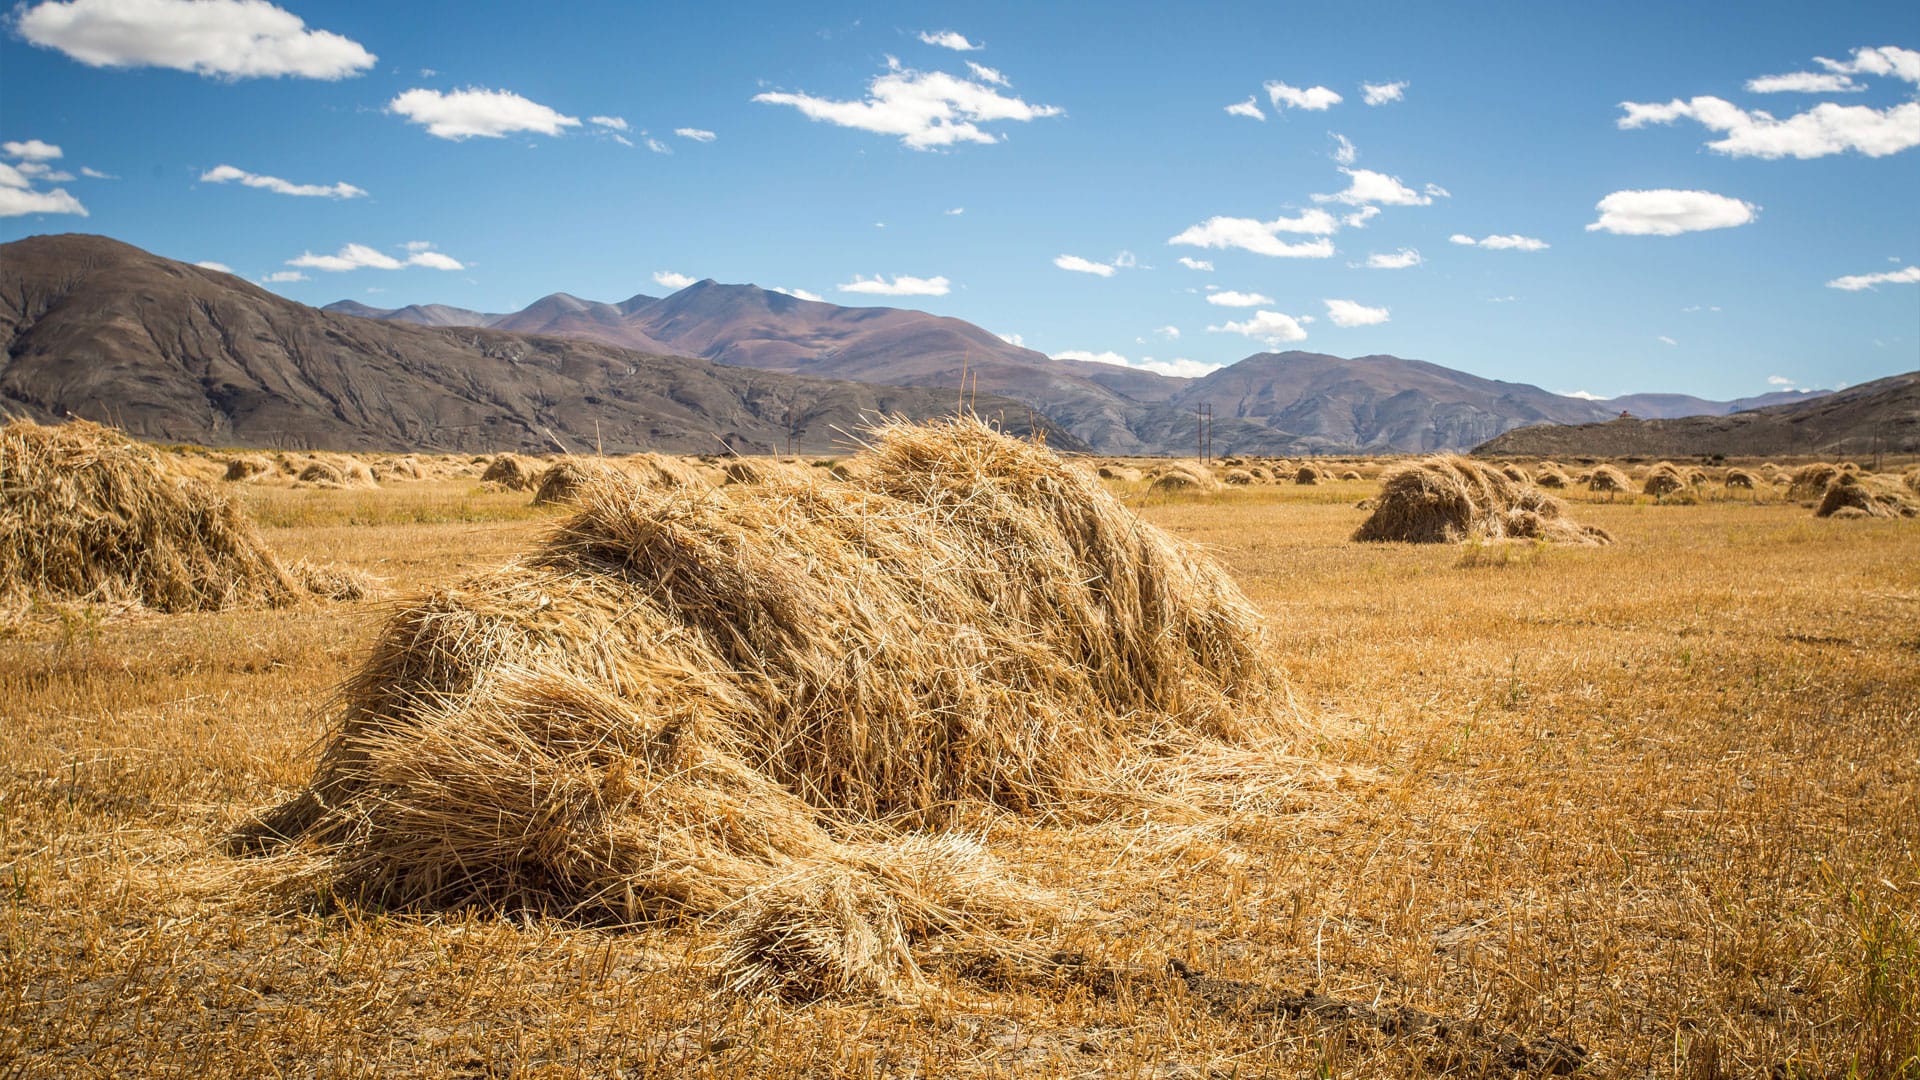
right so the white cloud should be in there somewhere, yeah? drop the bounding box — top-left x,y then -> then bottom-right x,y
653,270 -> 696,290
1746,71 -> 1864,94
965,61 -> 1007,86
645,137 -> 671,154
1156,325 -> 1180,338
288,242 -> 462,272
1587,189 -> 1758,236
1055,254 -> 1116,277
589,115 -> 629,131
1561,389 -> 1605,400
0,163 -> 25,188
1169,209 -> 1339,258
80,166 -> 115,179
917,29 -> 980,51
837,273 -> 951,296
1054,349 -> 1129,366
945,206 -> 964,215
1363,248 -> 1422,269
1815,45 -> 1920,86
1177,256 -> 1213,271
16,162 -> 74,181
1343,205 -> 1380,228
1206,290 -> 1275,307
1826,264 -> 1920,291
753,61 -> 1062,150
194,260 -> 233,273
1767,375 -> 1795,386
997,331 -> 1024,347
1618,95 -> 1920,159
200,163 -> 365,198
3,139 -> 61,161
1264,80 -> 1341,111
1324,298 -> 1389,327
1361,81 -> 1407,106
1682,304 -> 1721,312
1487,295 -> 1518,303
1057,350 -> 1221,379
0,161 -> 86,216
675,127 -> 718,142
770,286 -> 824,302
1225,96 -> 1265,120
16,0 -> 374,80
1331,133 -> 1356,164
1657,335 -> 1677,346
389,87 -> 582,140
261,270 -> 306,283
1449,232 -> 1549,251
1312,167 -> 1444,206
1209,309 -> 1311,345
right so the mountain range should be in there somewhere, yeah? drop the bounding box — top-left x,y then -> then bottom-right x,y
0,233 -> 1864,457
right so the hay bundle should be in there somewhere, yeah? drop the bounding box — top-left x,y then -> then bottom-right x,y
1536,469 -> 1570,489
1222,468 -> 1253,486
1353,455 -> 1611,545
1500,464 -> 1530,484
0,419 -> 304,613
1724,468 -> 1757,490
481,453 -> 539,491
1340,470 -> 1363,481
1586,465 -> 1629,492
1906,469 -> 1920,495
1146,461 -> 1214,493
1643,462 -> 1687,497
246,417 -> 1279,995
223,454 -> 274,482
530,459 -> 619,507
1247,466 -> 1271,482
1815,474 -> 1918,519
1787,463 -> 1841,500
297,454 -> 376,488
1294,465 -> 1323,485
620,452 -> 707,489
373,455 -> 424,483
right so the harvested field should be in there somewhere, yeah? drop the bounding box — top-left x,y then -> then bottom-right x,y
1815,473 -> 1919,519
4,439 -> 1917,1079
1353,455 -> 1611,545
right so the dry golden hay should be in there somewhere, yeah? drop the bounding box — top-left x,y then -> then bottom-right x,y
1724,468 -> 1757,490
1222,468 -> 1254,485
1500,463 -> 1530,484
1294,464 -> 1323,485
1787,463 -> 1841,500
530,458 -> 620,507
223,454 -> 274,482
1353,455 -> 1612,546
1586,465 -> 1629,492
1339,470 -> 1363,481
622,451 -> 707,489
480,453 -> 539,491
1815,473 -> 1918,519
1906,468 -> 1920,495
1146,461 -> 1215,493
1247,465 -> 1271,482
1643,462 -> 1687,497
2,418 -> 305,614
372,455 -> 425,483
241,417 -> 1282,997
297,454 -> 377,488
1535,469 -> 1570,489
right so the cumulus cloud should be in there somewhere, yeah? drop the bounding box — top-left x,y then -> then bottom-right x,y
1177,256 -> 1213,271
1586,189 -> 1758,236
1264,80 -> 1341,111
14,162 -> 74,181
917,29 -> 979,51
1343,205 -> 1380,228
1054,254 -> 1119,277
653,270 -> 696,290
288,242 -> 463,272
1225,96 -> 1265,120
3,139 -> 61,161
997,331 -> 1024,347
1448,232 -> 1549,251
1826,264 -> 1920,291
200,163 -> 365,198
1815,45 -> 1920,86
836,273 -> 951,296
0,160 -> 86,216
1324,298 -> 1389,327
1361,81 -> 1407,105
389,87 -> 582,140
194,260 -> 233,273
16,0 -> 375,80
260,270 -> 306,283
1619,95 -> 1920,159
1767,375 -> 1796,386
1746,71 -> 1864,94
1365,248 -> 1422,269
965,61 -> 1007,86
675,127 -> 717,142
753,60 -> 1062,150
1169,209 -> 1338,258
1208,309 -> 1311,345
1331,133 -> 1357,164
1312,167 -> 1446,206
770,286 -> 824,302
1206,290 -> 1276,307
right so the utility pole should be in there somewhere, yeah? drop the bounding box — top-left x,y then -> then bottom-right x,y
1196,403 -> 1213,463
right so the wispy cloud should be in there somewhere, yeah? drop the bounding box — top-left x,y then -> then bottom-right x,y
1177,256 -> 1213,271
287,242 -> 464,272
1826,264 -> 1920,291
1169,209 -> 1338,257
200,163 -> 365,198
1225,96 -> 1265,121
1312,167 -> 1446,206
1206,290 -> 1276,307
675,127 -> 717,142
836,273 -> 951,296
917,29 -> 980,51
1448,233 -> 1549,251
753,59 -> 1062,150
1360,81 -> 1407,105
1365,248 -> 1421,269
1264,80 -> 1341,111
389,87 -> 581,140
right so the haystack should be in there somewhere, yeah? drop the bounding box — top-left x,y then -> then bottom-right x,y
2,419 -> 303,613
1586,465 -> 1629,493
1223,468 -> 1253,486
1500,464 -> 1530,484
530,459 -> 617,507
1724,468 -> 1757,490
242,418 -> 1280,997
1535,469 -> 1570,489
621,452 -> 707,489
223,454 -> 274,482
1295,465 -> 1323,485
481,453 -> 539,491
1146,462 -> 1214,493
1815,474 -> 1918,519
1906,469 -> 1920,495
1643,462 -> 1687,497
1353,455 -> 1612,545
1247,466 -> 1271,482
297,454 -> 376,488
1340,470 -> 1363,481
1787,463 -> 1841,500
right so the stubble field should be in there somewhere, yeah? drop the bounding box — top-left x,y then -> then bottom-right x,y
4,468 -> 1916,1078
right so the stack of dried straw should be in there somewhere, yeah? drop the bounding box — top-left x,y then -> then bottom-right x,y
1353,455 -> 1612,545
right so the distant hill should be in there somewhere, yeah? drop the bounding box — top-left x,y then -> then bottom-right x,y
1474,372 -> 1920,459
0,233 -> 1073,454
1601,388 -> 1829,419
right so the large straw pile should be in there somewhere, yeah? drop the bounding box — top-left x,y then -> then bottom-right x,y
1815,474 -> 1919,519
1643,462 -> 1686,497
1586,464 -> 1629,493
1353,455 -> 1612,545
1,418 -> 304,614
244,417 -> 1281,996
1787,463 -> 1842,501
481,453 -> 539,491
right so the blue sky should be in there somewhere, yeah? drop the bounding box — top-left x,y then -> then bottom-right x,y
2,0 -> 1916,399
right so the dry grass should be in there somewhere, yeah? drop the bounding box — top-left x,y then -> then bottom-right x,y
481,453 -> 540,491
1585,464 -> 1629,493
1354,455 -> 1611,546
5,445 -> 1917,1078
1815,473 -> 1920,519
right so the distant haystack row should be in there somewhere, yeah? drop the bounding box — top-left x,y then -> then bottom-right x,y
242,418 -> 1285,997
0,419 -> 373,617
1354,455 -> 1612,545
